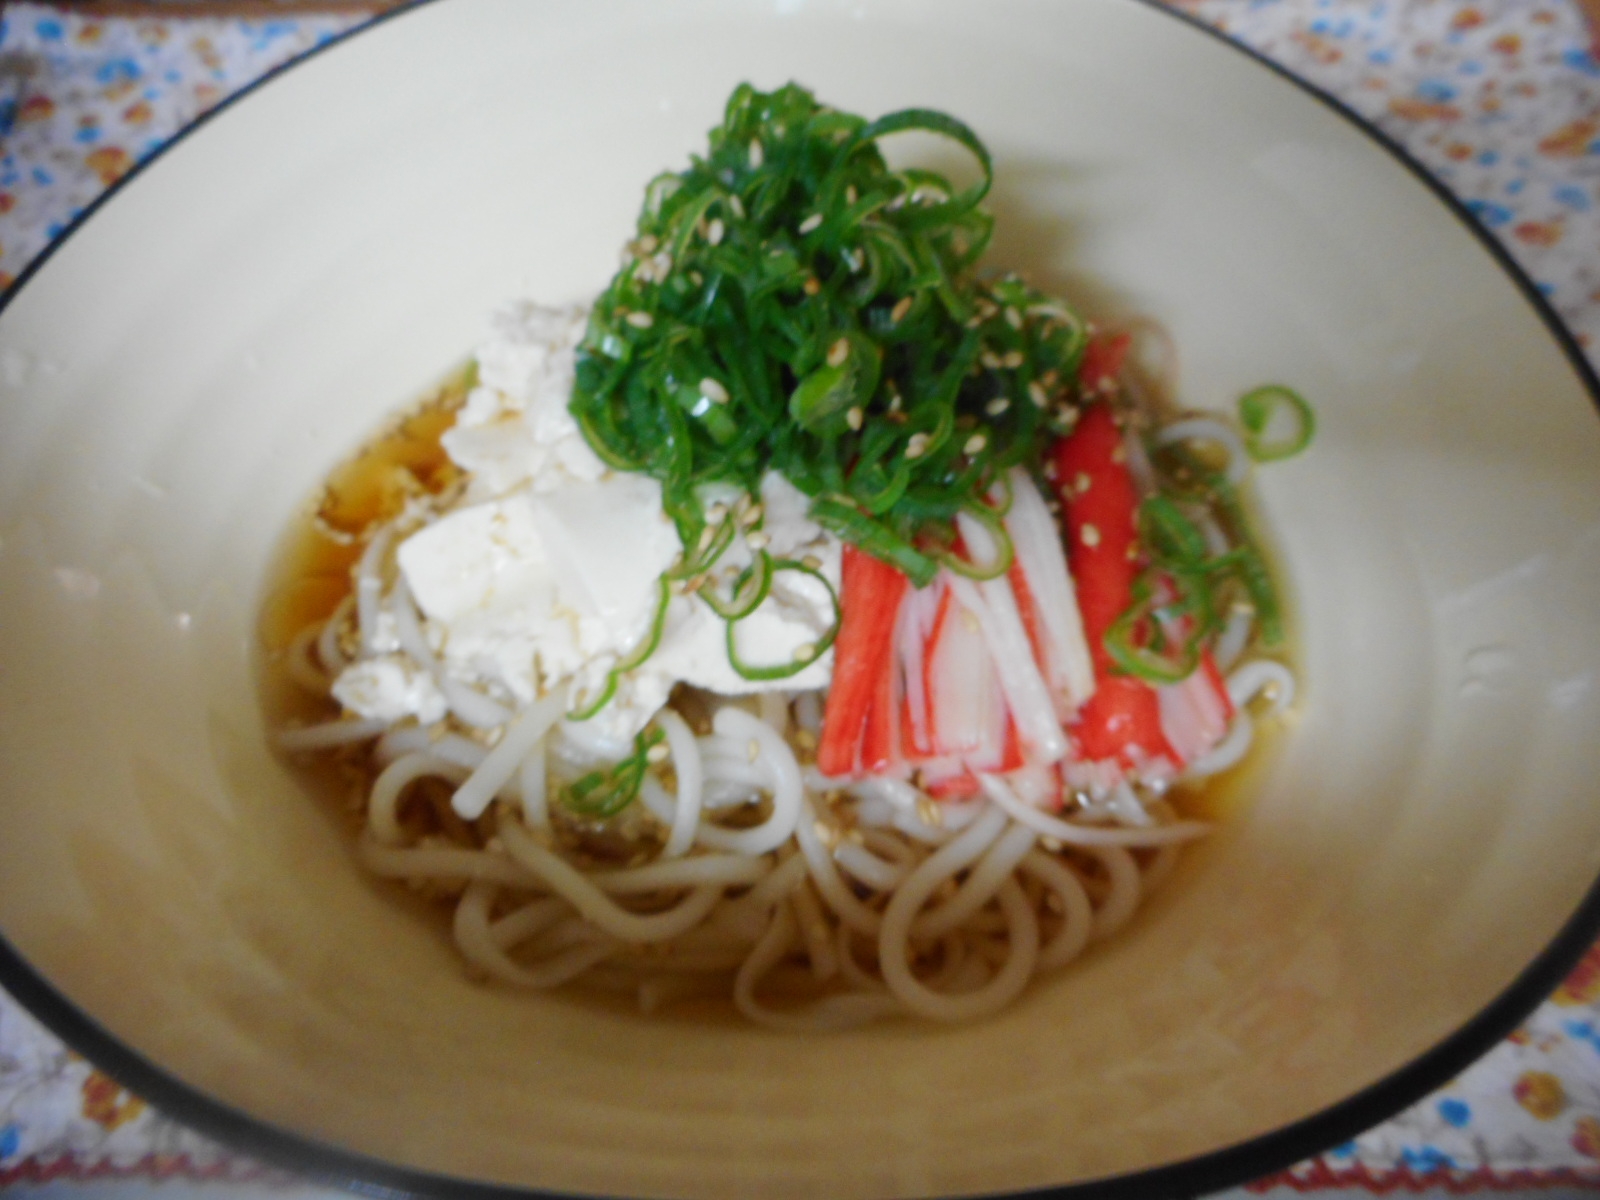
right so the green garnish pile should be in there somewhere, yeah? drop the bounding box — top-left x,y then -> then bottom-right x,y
569,82 -> 1090,588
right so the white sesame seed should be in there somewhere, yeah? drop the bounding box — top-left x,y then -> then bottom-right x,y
749,139 -> 764,169
1075,471 -> 1092,494
802,554 -> 822,570
1081,523 -> 1102,548
741,502 -> 764,528
890,296 -> 913,324
844,247 -> 863,272
700,377 -> 730,404
813,820 -> 838,847
845,185 -> 857,205
826,337 -> 850,368
1028,380 -> 1049,408
697,526 -> 714,551
706,217 -> 725,246
986,397 -> 1011,416
1003,350 -> 1025,369
905,432 -> 930,460
798,213 -> 823,234
1005,307 -> 1022,329
746,530 -> 771,551
846,406 -> 864,431
793,642 -> 817,663
637,234 -> 658,254
626,310 -> 654,329
646,742 -> 670,764
727,194 -> 745,219
964,433 -> 987,455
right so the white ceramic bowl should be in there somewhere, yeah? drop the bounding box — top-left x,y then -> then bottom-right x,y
3,2 -> 1600,1197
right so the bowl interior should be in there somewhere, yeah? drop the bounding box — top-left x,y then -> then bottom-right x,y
2,1 -> 1600,1196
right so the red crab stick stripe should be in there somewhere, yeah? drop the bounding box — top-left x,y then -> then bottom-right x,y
817,544 -> 910,777
1053,385 -> 1176,767
858,625 -> 901,775
1077,329 -> 1132,396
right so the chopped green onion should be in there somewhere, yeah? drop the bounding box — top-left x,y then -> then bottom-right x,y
724,558 -> 841,681
1238,384 -> 1315,462
1203,476 -> 1283,646
810,496 -> 938,587
560,725 -> 664,818
700,549 -> 774,620
569,82 -> 1089,583
937,500 -> 1014,581
1103,568 -> 1214,684
567,576 -> 673,721
1139,494 -> 1209,567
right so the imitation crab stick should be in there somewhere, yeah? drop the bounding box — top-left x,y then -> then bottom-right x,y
1052,360 -> 1177,770
816,544 -> 909,777
1001,466 -> 1094,716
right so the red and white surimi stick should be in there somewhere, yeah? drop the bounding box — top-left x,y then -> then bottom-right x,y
816,545 -> 908,778
1052,345 -> 1179,775
924,584 -> 1008,770
1002,467 -> 1095,716
1158,653 -> 1234,766
949,513 -> 1068,766
898,580 -> 944,760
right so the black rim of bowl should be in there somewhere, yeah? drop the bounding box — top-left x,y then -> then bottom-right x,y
2,2 -> 1599,1198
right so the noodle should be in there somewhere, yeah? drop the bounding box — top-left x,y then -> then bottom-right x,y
654,707 -> 702,858
265,83 -> 1308,1028
273,479 -> 1289,1025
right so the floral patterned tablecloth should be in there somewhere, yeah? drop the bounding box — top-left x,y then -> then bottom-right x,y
1,0 -> 1600,1194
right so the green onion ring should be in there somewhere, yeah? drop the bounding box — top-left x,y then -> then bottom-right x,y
1239,384 -> 1315,462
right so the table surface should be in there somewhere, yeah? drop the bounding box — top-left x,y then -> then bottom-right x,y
1,0 -> 1600,1195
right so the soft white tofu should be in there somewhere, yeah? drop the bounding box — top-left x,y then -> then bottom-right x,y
530,472 -> 679,626
398,494 -> 551,627
332,655 -> 448,725
333,300 -> 843,742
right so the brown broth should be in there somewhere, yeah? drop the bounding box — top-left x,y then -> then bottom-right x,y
259,369 -> 1288,837
256,369 -> 477,857
258,368 -> 471,693
254,376 -> 1294,1025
